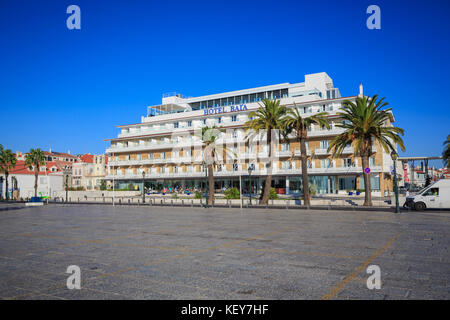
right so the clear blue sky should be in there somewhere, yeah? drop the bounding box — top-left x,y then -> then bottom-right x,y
1,0 -> 449,166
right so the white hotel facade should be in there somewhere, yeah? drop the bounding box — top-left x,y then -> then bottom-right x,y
105,72 -> 398,195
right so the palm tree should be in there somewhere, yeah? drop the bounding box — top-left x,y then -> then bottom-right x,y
328,95 -> 405,206
25,148 -> 46,198
0,144 -> 17,200
244,99 -> 287,205
443,135 -> 450,168
283,104 -> 330,206
199,126 -> 234,204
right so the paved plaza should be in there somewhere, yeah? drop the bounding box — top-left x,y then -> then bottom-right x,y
0,203 -> 449,300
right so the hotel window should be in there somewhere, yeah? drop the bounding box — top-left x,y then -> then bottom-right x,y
281,161 -> 291,170
272,90 -> 281,99
320,140 -> 329,149
174,166 -> 178,173
231,115 -> 237,122
257,92 -> 265,101
369,157 -> 375,167
136,154 -> 141,160
249,94 -> 256,102
307,160 -> 312,168
343,158 -> 352,167
249,163 -> 255,170
234,96 -> 242,105
174,122 -> 179,128
281,143 -> 290,152
203,119 -> 207,125
281,89 -> 288,98
217,117 -> 222,124
161,152 -> 166,159
227,97 -> 234,105
148,153 -> 154,159
233,129 -> 238,138
187,165 -> 193,173
187,120 -> 192,127
233,163 -> 239,171
321,159 -> 331,168
161,167 -> 166,174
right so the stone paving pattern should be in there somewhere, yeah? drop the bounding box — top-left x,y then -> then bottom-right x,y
0,203 -> 448,300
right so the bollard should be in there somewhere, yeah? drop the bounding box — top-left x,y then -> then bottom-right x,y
119,199 -> 122,205
182,199 -> 184,206
128,199 -> 130,205
285,200 -> 289,210
138,199 -> 140,206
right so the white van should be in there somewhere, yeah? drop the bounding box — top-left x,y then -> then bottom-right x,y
404,179 -> 450,210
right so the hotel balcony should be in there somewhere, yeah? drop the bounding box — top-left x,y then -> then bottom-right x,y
293,149 -> 311,156
106,140 -> 204,154
106,165 -> 383,180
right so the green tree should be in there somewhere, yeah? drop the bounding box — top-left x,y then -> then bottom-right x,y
244,99 -> 287,205
100,179 -> 107,191
282,105 -> 329,206
328,95 -> 405,206
443,135 -> 450,168
198,126 -> 234,204
0,144 -> 17,200
224,187 -> 240,199
25,148 -> 46,198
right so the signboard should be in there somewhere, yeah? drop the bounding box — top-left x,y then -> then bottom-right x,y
364,167 -> 371,174
203,104 -> 248,115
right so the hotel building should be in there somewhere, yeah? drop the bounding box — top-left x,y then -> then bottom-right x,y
105,72 -> 399,196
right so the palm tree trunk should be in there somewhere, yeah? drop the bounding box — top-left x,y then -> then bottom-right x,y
361,156 -> 372,206
300,138 -> 310,206
34,170 -> 38,198
5,171 -> 9,201
208,164 -> 214,204
261,129 -> 273,205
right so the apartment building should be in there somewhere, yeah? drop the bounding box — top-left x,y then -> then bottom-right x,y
72,154 -> 108,190
105,72 -> 399,196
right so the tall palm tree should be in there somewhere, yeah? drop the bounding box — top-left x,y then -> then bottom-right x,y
25,148 -> 46,198
443,135 -> 450,168
328,95 -> 405,206
244,99 -> 287,205
0,144 -> 17,200
283,105 -> 330,206
199,126 -> 234,204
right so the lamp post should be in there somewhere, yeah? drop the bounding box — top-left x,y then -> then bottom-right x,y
65,174 -> 69,203
391,151 -> 400,213
204,164 -> 209,208
142,171 -> 145,204
248,165 -> 253,205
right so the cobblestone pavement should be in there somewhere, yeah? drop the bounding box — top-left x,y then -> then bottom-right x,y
0,203 -> 448,300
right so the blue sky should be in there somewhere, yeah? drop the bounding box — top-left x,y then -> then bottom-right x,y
1,0 -> 449,166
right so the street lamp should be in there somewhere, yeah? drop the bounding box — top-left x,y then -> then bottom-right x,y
65,174 -> 69,203
391,151 -> 400,213
142,170 -> 145,204
248,165 -> 253,205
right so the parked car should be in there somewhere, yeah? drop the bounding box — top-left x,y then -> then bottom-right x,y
404,179 -> 450,210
